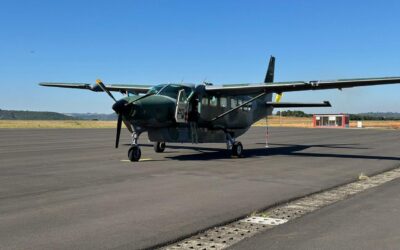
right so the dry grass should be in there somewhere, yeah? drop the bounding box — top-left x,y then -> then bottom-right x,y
255,116 -> 314,128
0,120 -> 116,129
255,116 -> 400,129
1,117 -> 400,129
349,120 -> 400,129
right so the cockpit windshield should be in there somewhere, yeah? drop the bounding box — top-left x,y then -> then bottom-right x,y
146,84 -> 167,95
147,84 -> 193,99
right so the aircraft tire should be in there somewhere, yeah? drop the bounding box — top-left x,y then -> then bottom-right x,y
232,141 -> 243,157
128,145 -> 141,162
154,142 -> 166,153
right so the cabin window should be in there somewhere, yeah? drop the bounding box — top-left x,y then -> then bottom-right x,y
231,98 -> 237,108
209,96 -> 218,106
220,97 -> 227,108
201,98 -> 208,105
243,103 -> 252,111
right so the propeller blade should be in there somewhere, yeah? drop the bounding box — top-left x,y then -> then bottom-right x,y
115,114 -> 122,148
96,79 -> 117,102
125,93 -> 155,106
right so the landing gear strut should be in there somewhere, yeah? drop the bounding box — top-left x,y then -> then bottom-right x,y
154,142 -> 166,153
128,129 -> 142,162
225,132 -> 243,157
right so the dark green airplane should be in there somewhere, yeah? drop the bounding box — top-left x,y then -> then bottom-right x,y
40,56 -> 400,162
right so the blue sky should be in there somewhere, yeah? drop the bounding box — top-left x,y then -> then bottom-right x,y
1,0 -> 400,113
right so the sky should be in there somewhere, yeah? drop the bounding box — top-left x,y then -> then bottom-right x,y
1,0 -> 400,114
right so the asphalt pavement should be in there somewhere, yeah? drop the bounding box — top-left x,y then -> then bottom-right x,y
0,127 -> 399,249
230,178 -> 400,250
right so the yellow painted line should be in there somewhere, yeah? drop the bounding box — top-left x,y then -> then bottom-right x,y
120,158 -> 153,162
139,158 -> 153,162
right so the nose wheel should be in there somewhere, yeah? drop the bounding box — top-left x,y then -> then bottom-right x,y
128,145 -> 141,162
154,142 -> 166,153
127,129 -> 143,162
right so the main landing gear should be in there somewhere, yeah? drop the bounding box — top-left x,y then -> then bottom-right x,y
226,132 -> 244,157
154,141 -> 166,153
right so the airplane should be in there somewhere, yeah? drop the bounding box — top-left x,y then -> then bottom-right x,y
40,56 -> 400,162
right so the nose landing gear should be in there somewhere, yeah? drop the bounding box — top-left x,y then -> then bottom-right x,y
128,145 -> 141,162
128,129 -> 143,162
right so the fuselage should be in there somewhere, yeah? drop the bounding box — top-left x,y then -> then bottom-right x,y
122,83 -> 273,143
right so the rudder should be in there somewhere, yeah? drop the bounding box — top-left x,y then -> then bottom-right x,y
264,56 -> 275,83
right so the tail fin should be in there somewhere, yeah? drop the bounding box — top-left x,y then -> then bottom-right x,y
264,56 -> 275,83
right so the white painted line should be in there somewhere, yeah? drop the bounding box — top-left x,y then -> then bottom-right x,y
241,216 -> 288,226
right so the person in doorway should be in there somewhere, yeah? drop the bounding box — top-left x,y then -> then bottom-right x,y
188,96 -> 199,143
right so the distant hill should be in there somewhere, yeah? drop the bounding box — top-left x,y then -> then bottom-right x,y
0,109 -> 117,121
0,109 -> 75,120
65,113 -> 117,121
358,112 -> 400,119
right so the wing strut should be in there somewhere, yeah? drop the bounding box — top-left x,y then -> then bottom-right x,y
211,92 -> 267,121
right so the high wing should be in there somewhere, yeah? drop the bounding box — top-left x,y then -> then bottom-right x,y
205,77 -> 400,96
39,82 -> 152,94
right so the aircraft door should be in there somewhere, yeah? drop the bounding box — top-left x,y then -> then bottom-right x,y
175,89 -> 189,123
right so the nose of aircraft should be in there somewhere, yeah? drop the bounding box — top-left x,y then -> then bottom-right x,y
112,99 -> 133,116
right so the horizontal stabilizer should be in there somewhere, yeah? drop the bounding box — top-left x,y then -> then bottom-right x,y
266,101 -> 331,108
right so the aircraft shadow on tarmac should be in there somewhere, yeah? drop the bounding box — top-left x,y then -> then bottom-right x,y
123,143 -> 400,161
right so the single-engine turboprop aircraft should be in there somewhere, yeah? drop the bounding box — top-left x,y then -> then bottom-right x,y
40,56 -> 400,162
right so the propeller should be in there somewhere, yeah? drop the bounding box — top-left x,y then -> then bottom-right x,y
125,92 -> 154,106
112,99 -> 131,148
95,79 -> 153,148
115,113 -> 123,148
96,79 -> 117,102
95,79 -> 127,148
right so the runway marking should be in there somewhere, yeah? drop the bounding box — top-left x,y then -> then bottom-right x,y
139,158 -> 153,162
161,166 -> 400,250
242,216 -> 287,226
120,158 -> 153,162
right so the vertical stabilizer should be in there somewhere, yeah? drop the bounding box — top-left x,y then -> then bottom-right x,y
264,56 -> 275,83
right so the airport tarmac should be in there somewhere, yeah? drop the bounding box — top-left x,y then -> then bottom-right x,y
230,178 -> 400,250
0,127 -> 399,249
